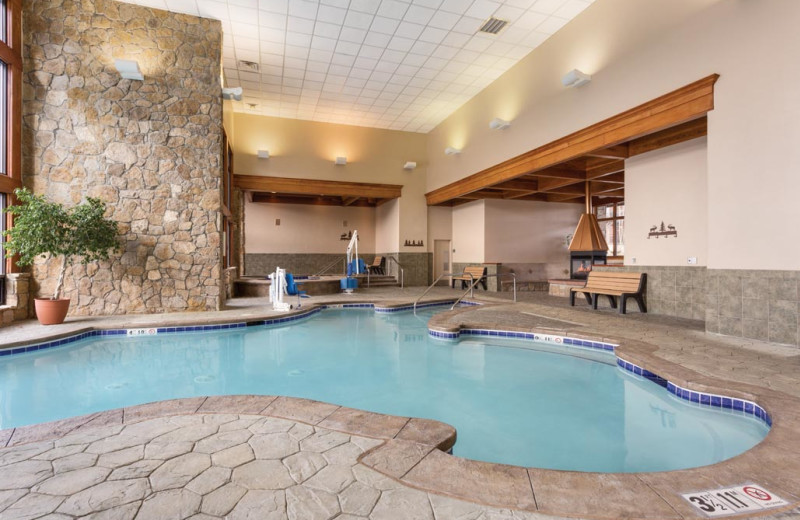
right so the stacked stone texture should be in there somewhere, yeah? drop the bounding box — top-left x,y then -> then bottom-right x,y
22,0 -> 223,314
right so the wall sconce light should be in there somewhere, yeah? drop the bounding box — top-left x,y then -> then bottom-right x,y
403,161 -> 417,170
335,156 -> 347,165
444,147 -> 461,155
562,69 -> 591,88
489,118 -> 511,130
257,150 -> 270,159
114,59 -> 143,81
222,87 -> 243,101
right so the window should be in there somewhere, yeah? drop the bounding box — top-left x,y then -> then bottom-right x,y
596,201 -> 624,257
0,0 -> 22,305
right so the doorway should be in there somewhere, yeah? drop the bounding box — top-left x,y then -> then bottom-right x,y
433,239 -> 452,286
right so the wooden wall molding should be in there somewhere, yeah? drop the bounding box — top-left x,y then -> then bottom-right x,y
234,175 -> 403,205
426,74 -> 719,206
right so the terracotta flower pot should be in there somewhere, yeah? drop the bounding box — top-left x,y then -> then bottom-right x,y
34,298 -> 71,325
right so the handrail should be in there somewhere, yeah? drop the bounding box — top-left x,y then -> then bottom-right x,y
450,273 -> 478,310
385,256 -> 405,289
489,272 -> 517,302
314,257 -> 345,277
413,271 -> 466,314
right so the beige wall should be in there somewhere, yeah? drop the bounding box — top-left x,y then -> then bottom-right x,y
232,114 -> 427,253
244,200 -> 375,254
375,199 -> 399,254
427,206 -> 453,253
626,139 -> 708,267
484,199 -> 581,273
452,201 -> 485,263
427,0 -> 800,271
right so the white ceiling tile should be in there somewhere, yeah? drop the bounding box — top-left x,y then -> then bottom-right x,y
402,53 -> 428,66
288,0 -> 319,19
314,21 -> 343,39
138,0 -> 591,132
332,53 -> 356,66
515,10 -> 546,29
405,4 -> 435,24
532,0 -> 567,14
371,16 -> 401,34
418,26 -> 448,44
353,56 -> 378,69
196,0 -> 228,19
452,16 -> 483,34
428,9 -> 460,30
259,11 -> 287,29
377,0 -> 411,19
287,16 -> 315,34
466,0 -> 500,19
438,0 -> 471,14
440,31 -> 470,47
335,41 -> 361,56
537,15 -> 569,33
395,21 -> 425,39
318,4 -> 347,24
232,22 -> 260,39
340,27 -> 367,43
285,32 -> 311,47
364,31 -> 392,47
409,40 -> 436,55
311,36 -> 338,50
387,35 -> 415,52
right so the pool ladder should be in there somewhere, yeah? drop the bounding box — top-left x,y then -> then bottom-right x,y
413,272 -> 517,315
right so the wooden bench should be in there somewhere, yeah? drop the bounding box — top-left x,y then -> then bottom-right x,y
368,256 -> 384,274
451,266 -> 488,290
570,271 -> 647,314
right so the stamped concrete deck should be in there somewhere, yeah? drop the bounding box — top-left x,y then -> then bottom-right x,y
2,287 -> 800,519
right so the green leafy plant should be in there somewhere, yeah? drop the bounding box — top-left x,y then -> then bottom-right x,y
2,187 -> 122,300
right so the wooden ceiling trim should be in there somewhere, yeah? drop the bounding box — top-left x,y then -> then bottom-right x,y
251,193 -> 377,207
628,117 -> 707,157
235,175 -> 403,200
426,74 -> 718,206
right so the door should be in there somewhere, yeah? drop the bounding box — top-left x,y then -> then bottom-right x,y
433,240 -> 452,286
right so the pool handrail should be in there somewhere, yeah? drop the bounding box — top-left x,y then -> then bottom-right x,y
414,271 -> 468,314
385,256 -> 405,289
314,257 -> 346,277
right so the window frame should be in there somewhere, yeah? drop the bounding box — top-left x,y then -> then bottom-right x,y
0,0 -> 22,304
596,200 -> 625,259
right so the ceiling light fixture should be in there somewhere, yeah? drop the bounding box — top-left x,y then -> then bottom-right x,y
444,147 -> 461,155
222,87 -> 243,101
335,156 -> 347,165
489,118 -> 511,130
257,150 -> 270,159
403,161 -> 417,170
114,59 -> 143,81
562,69 -> 591,88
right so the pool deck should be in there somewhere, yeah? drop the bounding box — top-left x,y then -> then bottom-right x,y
1,287 -> 800,519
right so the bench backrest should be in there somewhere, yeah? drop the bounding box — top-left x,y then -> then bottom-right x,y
371,255 -> 383,267
584,271 -> 645,292
462,266 -> 486,279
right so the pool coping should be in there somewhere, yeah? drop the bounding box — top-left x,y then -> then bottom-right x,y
1,300 -> 799,519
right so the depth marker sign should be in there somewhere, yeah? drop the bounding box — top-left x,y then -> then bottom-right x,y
682,484 -> 788,517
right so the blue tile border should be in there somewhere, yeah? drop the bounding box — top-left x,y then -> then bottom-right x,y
374,300 -> 466,313
618,356 -> 772,427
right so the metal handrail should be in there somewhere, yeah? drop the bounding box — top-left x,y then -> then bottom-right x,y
314,257 -> 345,277
385,256 -> 405,289
489,272 -> 517,302
450,274 -> 479,310
413,271 -> 469,314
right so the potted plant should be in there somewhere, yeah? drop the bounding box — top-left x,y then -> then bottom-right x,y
2,188 -> 121,325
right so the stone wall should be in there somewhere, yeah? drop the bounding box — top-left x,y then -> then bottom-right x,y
244,253 -> 353,278
22,0 -> 223,315
387,252 -> 431,287
0,274 -> 32,325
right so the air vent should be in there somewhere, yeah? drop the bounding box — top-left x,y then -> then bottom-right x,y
238,60 -> 260,72
478,17 -> 508,35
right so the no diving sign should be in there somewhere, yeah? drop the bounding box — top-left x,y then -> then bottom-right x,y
682,484 -> 789,517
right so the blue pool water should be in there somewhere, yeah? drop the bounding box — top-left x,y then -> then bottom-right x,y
0,308 -> 768,472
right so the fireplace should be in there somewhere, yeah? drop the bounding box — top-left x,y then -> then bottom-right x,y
570,251 -> 607,280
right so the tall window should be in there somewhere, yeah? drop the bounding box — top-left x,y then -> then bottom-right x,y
0,0 -> 22,305
597,201 -> 624,257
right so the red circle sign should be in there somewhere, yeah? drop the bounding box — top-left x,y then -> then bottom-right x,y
743,486 -> 771,501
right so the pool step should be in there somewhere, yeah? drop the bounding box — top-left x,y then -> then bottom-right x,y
360,275 -> 400,287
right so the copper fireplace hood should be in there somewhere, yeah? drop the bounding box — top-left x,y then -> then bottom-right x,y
568,181 -> 609,252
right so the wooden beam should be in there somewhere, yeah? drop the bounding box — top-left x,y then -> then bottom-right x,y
590,181 -> 623,194
490,178 -> 539,192
426,74 -> 718,205
342,196 -> 359,206
536,177 -> 584,193
586,160 -> 625,180
585,144 -> 629,159
596,172 -> 625,183
628,116 -> 707,156
547,193 -> 585,203
235,175 -> 402,200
